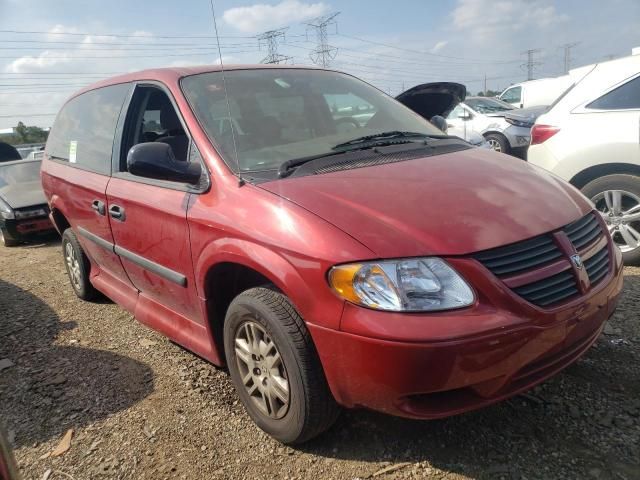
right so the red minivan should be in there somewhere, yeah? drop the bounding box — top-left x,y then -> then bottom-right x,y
41,66 -> 623,444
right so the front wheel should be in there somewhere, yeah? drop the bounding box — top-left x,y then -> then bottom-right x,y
223,287 -> 340,444
484,133 -> 510,154
581,174 -> 640,265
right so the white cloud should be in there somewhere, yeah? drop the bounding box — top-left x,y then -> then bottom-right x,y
430,41 -> 448,53
223,0 -> 329,33
452,0 -> 568,40
4,51 -> 74,73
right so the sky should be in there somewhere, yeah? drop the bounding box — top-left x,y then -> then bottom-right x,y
0,0 -> 638,129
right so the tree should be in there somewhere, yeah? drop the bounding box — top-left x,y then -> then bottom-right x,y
476,89 -> 502,97
0,122 -> 49,145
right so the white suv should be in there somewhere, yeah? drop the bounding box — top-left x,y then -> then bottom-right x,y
528,54 -> 640,263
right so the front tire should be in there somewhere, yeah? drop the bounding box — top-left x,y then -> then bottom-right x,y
581,174 -> 640,265
62,228 -> 97,300
484,133 -> 510,154
0,227 -> 19,247
223,287 -> 340,444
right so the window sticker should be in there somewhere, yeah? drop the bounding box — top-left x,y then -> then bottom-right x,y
69,141 -> 77,163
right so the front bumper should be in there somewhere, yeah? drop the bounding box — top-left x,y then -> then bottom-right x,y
1,216 -> 55,239
503,124 -> 532,148
310,248 -> 623,419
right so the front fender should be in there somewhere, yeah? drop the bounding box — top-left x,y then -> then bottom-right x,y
194,237 -> 345,330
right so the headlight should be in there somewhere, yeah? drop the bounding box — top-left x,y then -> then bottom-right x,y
15,207 -> 47,219
505,117 -> 532,128
328,258 -> 475,312
0,198 -> 14,219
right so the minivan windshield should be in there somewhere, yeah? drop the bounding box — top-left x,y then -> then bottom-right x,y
181,68 -> 443,173
465,97 -> 515,114
0,160 -> 41,188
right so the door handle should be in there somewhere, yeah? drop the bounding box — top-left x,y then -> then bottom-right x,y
109,204 -> 125,221
91,200 -> 105,216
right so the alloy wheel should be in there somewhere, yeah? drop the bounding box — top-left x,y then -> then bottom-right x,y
64,242 -> 83,290
487,138 -> 502,152
592,189 -> 640,252
234,320 -> 290,419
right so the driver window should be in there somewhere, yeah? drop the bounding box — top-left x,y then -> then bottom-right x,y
121,86 -> 189,171
501,86 -> 521,104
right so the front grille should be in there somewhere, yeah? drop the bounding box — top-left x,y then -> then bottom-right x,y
473,234 -> 562,276
564,213 -> 603,250
585,246 -> 609,286
513,270 -> 578,306
474,212 -> 610,308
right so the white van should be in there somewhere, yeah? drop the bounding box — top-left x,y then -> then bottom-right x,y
528,54 -> 640,262
499,76 -> 574,108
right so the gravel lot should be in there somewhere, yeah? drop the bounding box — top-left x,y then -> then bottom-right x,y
1,238 -> 639,480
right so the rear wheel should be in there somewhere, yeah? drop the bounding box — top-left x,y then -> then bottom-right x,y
62,228 -> 97,300
581,174 -> 640,265
484,133 -> 510,154
0,228 -> 19,247
223,287 -> 340,444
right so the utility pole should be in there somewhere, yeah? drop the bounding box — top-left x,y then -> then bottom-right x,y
256,28 -> 292,64
561,42 -> 579,73
521,48 -> 542,81
304,12 -> 340,67
483,73 -> 487,95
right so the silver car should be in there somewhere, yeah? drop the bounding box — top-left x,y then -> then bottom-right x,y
446,96 -> 534,154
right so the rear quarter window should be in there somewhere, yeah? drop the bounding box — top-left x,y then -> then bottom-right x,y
586,75 -> 640,110
46,83 -> 130,174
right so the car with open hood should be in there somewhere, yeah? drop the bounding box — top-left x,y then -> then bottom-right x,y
42,65 -> 623,444
0,158 -> 54,246
395,82 -> 488,147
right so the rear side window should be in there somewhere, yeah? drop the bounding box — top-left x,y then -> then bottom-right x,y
500,86 -> 521,104
46,84 -> 130,174
587,76 -> 640,110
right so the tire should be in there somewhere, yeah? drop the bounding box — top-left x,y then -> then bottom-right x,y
484,133 -> 510,154
581,174 -> 640,265
0,227 -> 19,247
62,228 -> 97,300
223,287 -> 340,444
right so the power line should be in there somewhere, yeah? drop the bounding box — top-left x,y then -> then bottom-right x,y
0,29 -> 254,39
0,49 -> 260,60
256,28 -> 292,64
336,33 -> 520,64
0,113 -> 57,118
521,48 -> 543,80
304,13 -> 340,68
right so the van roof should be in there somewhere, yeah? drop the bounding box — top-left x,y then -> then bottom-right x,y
72,64 -> 321,99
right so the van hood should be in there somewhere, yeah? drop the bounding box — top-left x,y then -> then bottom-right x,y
259,149 -> 592,258
395,82 -> 466,119
0,181 -> 47,209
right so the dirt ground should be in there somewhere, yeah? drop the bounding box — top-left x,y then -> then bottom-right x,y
1,237 -> 639,480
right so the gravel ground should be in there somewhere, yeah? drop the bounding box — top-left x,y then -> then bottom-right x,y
1,238 -> 639,480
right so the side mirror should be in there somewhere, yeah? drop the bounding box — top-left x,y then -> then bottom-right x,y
430,115 -> 448,133
458,111 -> 472,120
127,143 -> 201,185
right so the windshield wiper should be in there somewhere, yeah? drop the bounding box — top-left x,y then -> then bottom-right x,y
331,131 -> 431,151
277,131 -> 459,178
278,150 -> 348,178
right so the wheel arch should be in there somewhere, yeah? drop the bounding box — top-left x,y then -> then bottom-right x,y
196,239 -> 321,360
49,195 -> 72,235
569,163 -> 640,189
